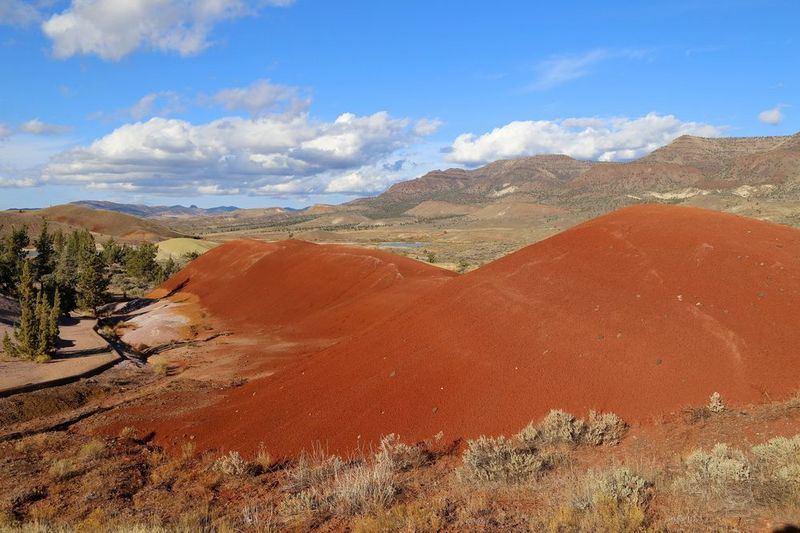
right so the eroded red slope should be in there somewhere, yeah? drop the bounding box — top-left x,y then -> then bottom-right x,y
153,239 -> 456,339
145,206 -> 800,457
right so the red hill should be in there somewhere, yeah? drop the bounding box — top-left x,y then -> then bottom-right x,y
131,206 -> 800,457
153,239 -> 456,340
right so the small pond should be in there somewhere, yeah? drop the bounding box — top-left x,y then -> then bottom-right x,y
376,242 -> 427,249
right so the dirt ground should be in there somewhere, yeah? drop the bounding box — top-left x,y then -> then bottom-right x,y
0,314 -> 118,395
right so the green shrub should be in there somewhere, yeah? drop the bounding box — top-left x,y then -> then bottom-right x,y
549,468 -> 652,533
457,435 -> 547,483
583,411 -> 628,446
375,434 -> 427,472
677,443 -> 750,497
538,410 -> 587,445
586,467 -> 653,509
751,435 -> 800,503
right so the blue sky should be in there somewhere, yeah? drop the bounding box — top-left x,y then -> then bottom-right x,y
0,0 -> 797,209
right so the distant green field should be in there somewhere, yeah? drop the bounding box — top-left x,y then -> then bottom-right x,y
156,238 -> 219,262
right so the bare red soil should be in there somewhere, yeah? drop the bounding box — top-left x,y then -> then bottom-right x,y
117,205 -> 800,458
152,239 -> 456,340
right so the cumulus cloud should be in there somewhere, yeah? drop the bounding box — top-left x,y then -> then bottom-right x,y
448,113 -> 723,165
212,79 -> 309,117
758,105 -> 784,125
42,0 -> 295,60
19,118 -> 71,135
324,170 -> 396,194
0,0 -> 41,27
40,110 -> 436,196
0,123 -> 12,139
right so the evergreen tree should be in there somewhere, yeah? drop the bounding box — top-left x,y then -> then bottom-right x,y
76,251 -> 108,315
36,290 -> 52,355
158,257 -> 179,282
101,237 -> 123,267
52,238 -> 78,311
16,261 -> 38,354
33,220 -> 54,282
49,289 -> 61,348
0,225 -> 30,293
6,261 -> 41,360
2,331 -> 12,356
125,242 -> 160,281
4,261 -> 60,361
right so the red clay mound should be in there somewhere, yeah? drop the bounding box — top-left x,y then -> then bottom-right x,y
145,205 -> 800,457
152,239 -> 456,340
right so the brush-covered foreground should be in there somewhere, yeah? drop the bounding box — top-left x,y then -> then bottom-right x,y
3,394 -> 800,532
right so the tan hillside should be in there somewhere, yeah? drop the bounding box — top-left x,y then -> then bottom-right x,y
404,200 -> 478,218
0,204 -> 181,242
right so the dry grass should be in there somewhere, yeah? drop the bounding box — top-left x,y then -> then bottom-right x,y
212,450 -> 249,476
118,426 -> 138,441
77,439 -> 106,461
331,461 -> 396,516
375,434 -> 428,472
48,458 -> 79,481
8,395 -> 800,532
285,451 -> 346,493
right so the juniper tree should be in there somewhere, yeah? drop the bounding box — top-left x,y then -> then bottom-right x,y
76,251 -> 108,316
4,261 -> 47,360
49,289 -> 61,346
33,220 -> 54,282
125,242 -> 160,281
36,291 -> 52,356
0,225 -> 30,293
3,260 -> 62,361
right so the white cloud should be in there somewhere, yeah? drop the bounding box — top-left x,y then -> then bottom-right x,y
130,91 -> 184,119
758,105 -> 784,125
40,110 -> 437,196
212,79 -> 309,117
42,0 -> 295,60
19,118 -> 71,135
90,91 -> 185,122
448,113 -> 723,165
0,176 -> 39,188
325,170 -> 394,194
532,49 -> 609,90
0,123 -> 12,139
0,0 -> 41,27
530,48 -> 650,91
413,118 -> 443,136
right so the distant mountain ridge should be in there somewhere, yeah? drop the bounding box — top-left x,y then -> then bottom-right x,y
352,131 -> 800,214
46,131 -> 800,234
71,201 -> 240,218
